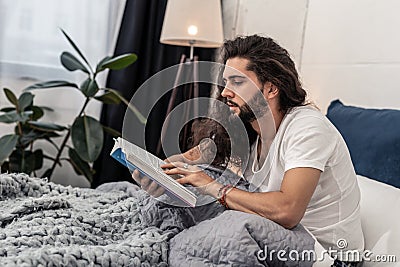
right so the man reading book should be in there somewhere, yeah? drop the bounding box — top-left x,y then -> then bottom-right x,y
132,35 -> 364,266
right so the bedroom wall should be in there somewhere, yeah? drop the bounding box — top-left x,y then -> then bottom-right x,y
222,0 -> 400,112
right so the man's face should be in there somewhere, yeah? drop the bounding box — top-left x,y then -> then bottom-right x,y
221,57 -> 267,123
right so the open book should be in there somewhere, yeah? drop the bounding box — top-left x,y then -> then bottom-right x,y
110,137 -> 197,207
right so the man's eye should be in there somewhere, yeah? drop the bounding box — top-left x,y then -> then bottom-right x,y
233,81 -> 243,86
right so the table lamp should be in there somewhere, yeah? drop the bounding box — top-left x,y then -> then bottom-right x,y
160,0 -> 224,60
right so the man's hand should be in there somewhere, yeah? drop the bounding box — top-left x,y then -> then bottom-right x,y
131,170 -> 165,198
161,161 -> 216,189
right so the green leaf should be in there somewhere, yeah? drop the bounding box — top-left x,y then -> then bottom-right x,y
33,149 -> 44,170
8,150 -> 23,172
19,130 -> 47,147
43,132 -> 61,138
8,149 -> 42,174
24,80 -> 78,91
80,78 -> 99,97
60,51 -> 90,74
68,148 -> 93,183
27,106 -> 44,121
29,121 -> 67,131
18,92 -> 34,111
95,56 -> 112,73
71,115 -> 104,162
15,123 -> 32,135
0,110 -> 33,123
14,125 -> 54,148
94,91 -> 121,104
3,88 -> 18,107
60,28 -> 92,72
19,130 -> 40,147
0,107 -> 16,112
0,134 -> 18,164
102,125 -> 121,137
0,111 -> 19,123
101,54 -> 137,70
103,88 -> 147,124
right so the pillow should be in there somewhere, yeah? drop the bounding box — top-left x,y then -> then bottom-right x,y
327,100 -> 400,188
357,174 -> 400,265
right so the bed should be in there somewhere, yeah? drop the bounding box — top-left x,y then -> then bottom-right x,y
1,99 -> 399,266
0,167 -> 315,266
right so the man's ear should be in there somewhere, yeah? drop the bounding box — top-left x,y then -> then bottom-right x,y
263,83 -> 279,100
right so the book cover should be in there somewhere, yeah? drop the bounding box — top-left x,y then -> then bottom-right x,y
110,137 -> 197,207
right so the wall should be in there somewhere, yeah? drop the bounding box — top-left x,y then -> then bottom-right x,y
222,0 -> 400,112
301,0 -> 400,111
222,0 -> 308,66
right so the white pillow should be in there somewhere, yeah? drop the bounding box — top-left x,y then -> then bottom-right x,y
357,175 -> 400,266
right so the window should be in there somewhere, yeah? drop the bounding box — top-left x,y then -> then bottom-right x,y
0,0 -> 126,82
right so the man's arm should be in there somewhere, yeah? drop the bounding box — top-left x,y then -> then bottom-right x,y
164,165 -> 321,229
214,167 -> 321,229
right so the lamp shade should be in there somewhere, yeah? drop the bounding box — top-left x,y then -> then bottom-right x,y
160,0 -> 224,48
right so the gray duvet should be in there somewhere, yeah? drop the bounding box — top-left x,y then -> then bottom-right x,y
0,169 -> 314,266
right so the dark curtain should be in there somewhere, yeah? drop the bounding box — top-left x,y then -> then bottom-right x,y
92,0 -> 217,188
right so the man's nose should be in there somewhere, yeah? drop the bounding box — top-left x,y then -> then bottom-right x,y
221,87 -> 234,98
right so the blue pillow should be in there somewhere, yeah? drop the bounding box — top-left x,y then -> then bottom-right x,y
327,100 -> 400,188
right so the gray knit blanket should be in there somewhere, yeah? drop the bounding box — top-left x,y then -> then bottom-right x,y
0,171 -> 315,267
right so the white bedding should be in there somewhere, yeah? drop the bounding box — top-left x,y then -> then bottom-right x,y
357,175 -> 400,266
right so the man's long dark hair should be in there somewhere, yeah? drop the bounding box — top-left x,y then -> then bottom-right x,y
189,35 -> 307,168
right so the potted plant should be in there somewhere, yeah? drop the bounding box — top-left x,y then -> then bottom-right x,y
0,29 -> 145,184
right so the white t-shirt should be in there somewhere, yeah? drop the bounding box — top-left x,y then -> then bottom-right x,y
243,106 -> 365,259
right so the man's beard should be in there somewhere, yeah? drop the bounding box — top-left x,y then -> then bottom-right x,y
238,103 -> 256,123
229,93 -> 270,123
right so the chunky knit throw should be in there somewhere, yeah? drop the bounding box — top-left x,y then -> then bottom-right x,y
0,173 -> 179,266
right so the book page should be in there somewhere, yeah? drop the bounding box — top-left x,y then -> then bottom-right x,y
121,139 -> 165,170
120,139 -> 190,193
